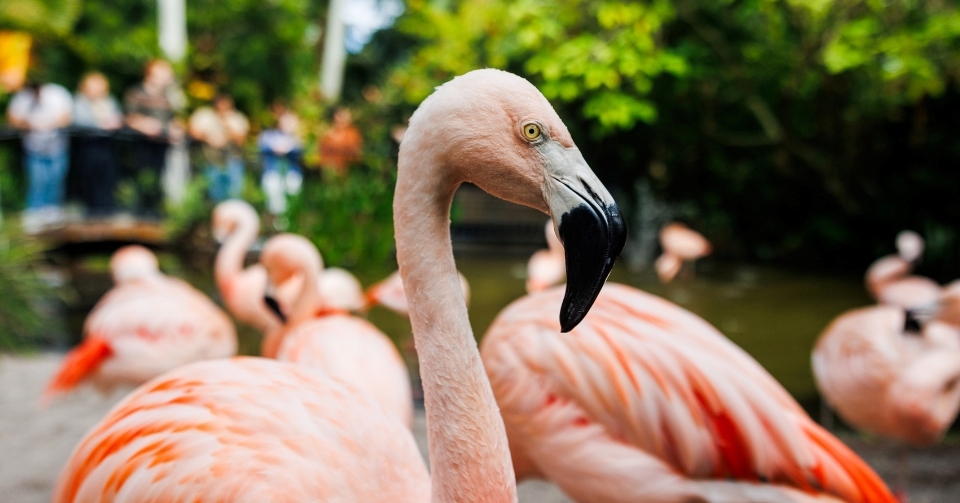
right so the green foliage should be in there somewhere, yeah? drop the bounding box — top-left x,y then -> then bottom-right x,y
286,163 -> 397,271
0,0 -> 81,36
0,228 -> 51,350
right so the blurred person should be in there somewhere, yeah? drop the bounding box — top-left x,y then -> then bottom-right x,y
6,80 -> 72,231
258,110 -> 303,214
318,107 -> 361,175
189,94 -> 249,202
72,72 -> 123,216
125,59 -> 183,216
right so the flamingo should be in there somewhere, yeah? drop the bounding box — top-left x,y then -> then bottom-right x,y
45,246 -> 237,397
212,199 -> 295,335
482,269 -> 896,499
53,68 -> 624,502
812,305 -> 960,446
865,231 -> 940,311
526,220 -> 565,293
258,233 -> 414,428
655,222 -> 712,283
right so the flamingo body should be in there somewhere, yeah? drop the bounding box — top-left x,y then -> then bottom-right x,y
276,314 -> 414,428
482,283 -> 896,503
812,306 -> 960,446
46,247 -> 236,396
54,357 -> 429,502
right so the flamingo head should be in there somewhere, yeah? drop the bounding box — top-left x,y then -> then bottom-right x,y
403,69 -> 626,331
895,230 -> 924,264
211,199 -> 259,243
259,234 -> 323,322
317,267 -> 365,314
365,269 -> 471,316
110,245 -> 160,283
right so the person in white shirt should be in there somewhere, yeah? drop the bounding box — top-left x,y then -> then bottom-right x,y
6,81 -> 73,230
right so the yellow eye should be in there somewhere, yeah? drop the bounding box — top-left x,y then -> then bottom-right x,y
522,123 -> 542,141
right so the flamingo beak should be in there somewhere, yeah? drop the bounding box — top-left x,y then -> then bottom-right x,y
263,279 -> 287,324
541,143 -> 626,332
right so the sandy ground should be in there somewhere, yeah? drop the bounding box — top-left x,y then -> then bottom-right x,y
2,354 -> 958,502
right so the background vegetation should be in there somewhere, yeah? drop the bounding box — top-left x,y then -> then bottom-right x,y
2,0 -> 959,279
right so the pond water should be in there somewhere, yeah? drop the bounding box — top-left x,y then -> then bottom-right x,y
62,252 -> 872,406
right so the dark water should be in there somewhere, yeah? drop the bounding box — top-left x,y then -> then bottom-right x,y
64,253 -> 871,403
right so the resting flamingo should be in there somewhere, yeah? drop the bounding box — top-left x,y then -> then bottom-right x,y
812,305 -> 960,446
526,220 -> 565,293
258,233 -> 414,428
53,68 -> 624,502
45,246 -> 236,398
482,251 -> 896,501
656,222 -> 712,283
865,231 -> 940,311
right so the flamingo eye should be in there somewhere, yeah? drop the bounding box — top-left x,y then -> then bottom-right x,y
522,123 -> 542,141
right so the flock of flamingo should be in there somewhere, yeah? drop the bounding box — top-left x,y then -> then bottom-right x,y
36,70 -> 960,502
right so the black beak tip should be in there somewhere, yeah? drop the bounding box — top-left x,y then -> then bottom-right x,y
264,295 -> 287,324
557,203 -> 626,332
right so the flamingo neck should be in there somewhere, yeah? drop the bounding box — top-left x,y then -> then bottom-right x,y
214,218 -> 258,290
866,255 -> 911,296
394,161 -> 516,503
263,269 -> 321,358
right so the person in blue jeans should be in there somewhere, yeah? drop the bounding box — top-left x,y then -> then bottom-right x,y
259,110 -> 303,215
188,94 -> 249,202
6,81 -> 73,232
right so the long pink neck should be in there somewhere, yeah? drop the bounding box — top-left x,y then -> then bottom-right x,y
394,157 -> 516,502
214,217 -> 258,291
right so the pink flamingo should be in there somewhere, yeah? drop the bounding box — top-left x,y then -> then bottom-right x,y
865,231 -> 940,311
526,220 -> 565,293
54,68 -> 623,502
481,282 -> 896,502
45,246 -> 237,397
812,305 -> 960,446
258,233 -> 414,428
655,222 -> 712,283
212,199 -> 296,335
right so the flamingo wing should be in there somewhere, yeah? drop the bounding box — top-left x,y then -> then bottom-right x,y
482,283 -> 895,503
54,357 -> 430,503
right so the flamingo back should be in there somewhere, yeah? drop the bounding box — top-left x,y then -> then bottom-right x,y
54,358 -> 429,502
482,284 -> 895,503
276,314 -> 414,429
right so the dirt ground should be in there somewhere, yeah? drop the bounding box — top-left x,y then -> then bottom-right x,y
2,354 -> 957,502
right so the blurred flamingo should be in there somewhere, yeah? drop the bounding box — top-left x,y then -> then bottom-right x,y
656,222 -> 711,283
813,305 -> 960,446
212,199 -> 299,335
259,233 -> 413,428
526,220 -> 565,293
54,69 -> 622,502
482,282 -> 895,502
45,246 -> 236,398
865,231 -> 940,311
